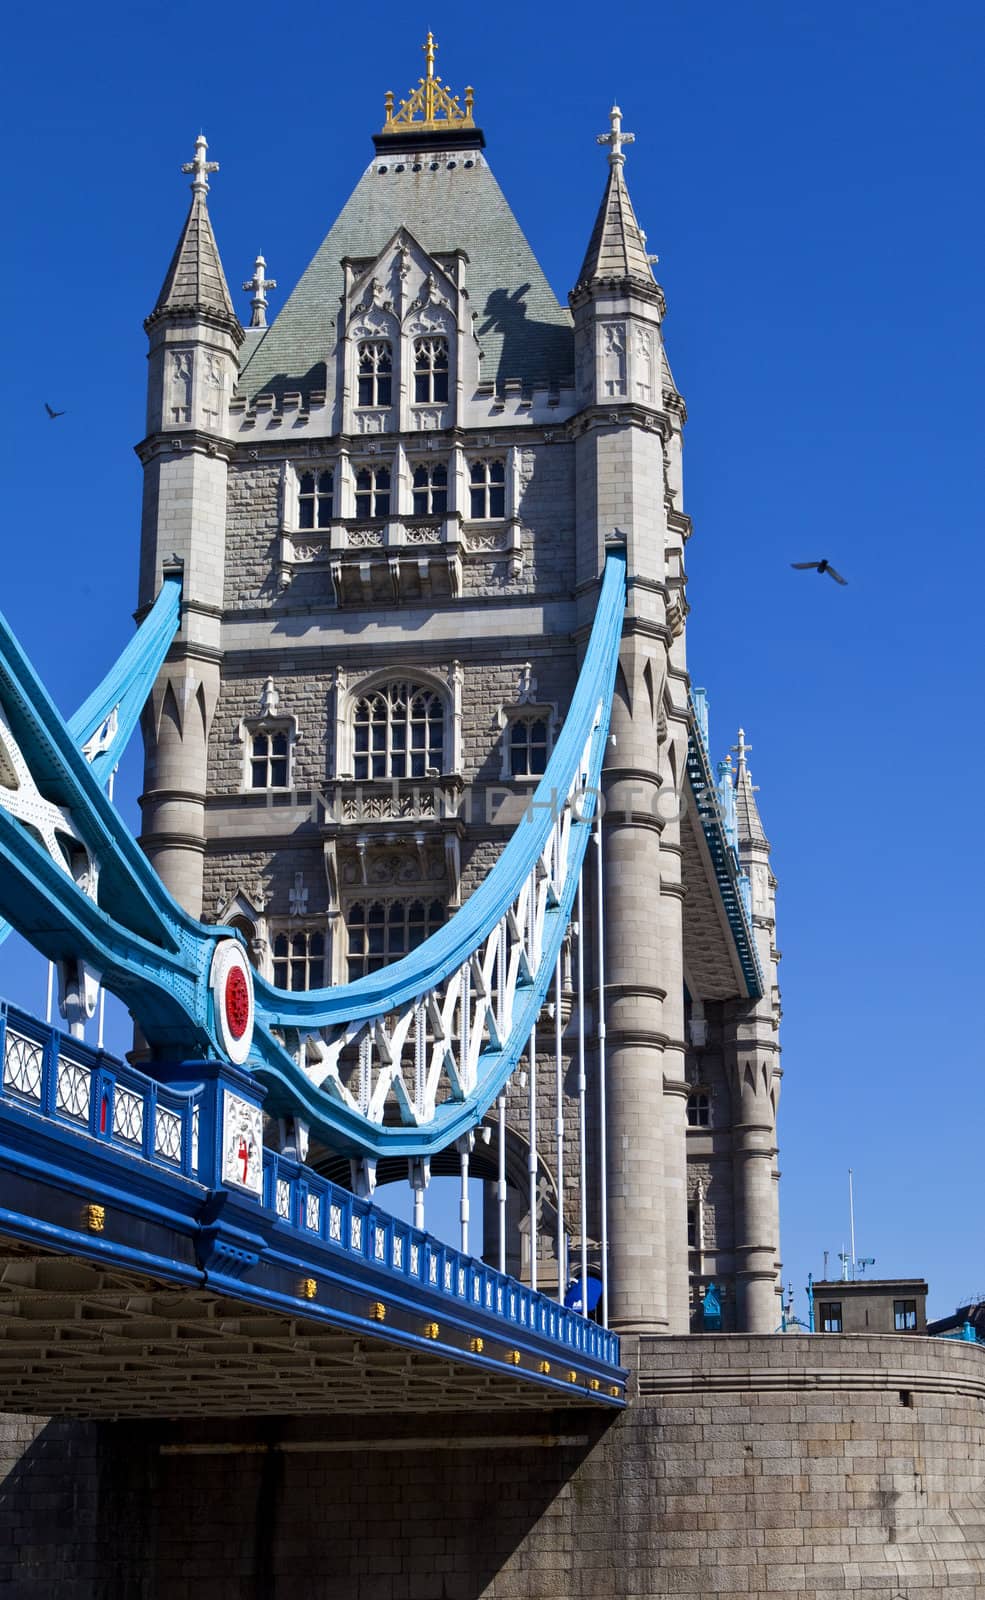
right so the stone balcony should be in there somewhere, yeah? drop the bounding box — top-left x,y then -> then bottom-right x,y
275,512 -> 523,603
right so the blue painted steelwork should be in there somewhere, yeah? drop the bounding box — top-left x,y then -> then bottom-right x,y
716,758 -> 738,853
67,573 -> 182,789
0,998 -> 625,1403
686,694 -> 763,999
0,553 -> 625,1156
0,574 -> 181,948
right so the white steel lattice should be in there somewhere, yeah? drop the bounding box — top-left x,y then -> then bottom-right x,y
276,1178 -> 291,1219
56,1057 -> 91,1121
306,1193 -> 321,1232
300,733 -> 591,1132
4,1031 -> 44,1102
112,1086 -> 144,1144
329,1203 -> 342,1242
154,1104 -> 181,1162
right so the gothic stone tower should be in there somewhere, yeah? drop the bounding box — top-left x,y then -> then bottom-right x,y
136,42 -> 782,1335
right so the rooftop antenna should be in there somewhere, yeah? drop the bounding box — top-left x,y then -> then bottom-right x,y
857,1256 -> 876,1276
848,1167 -> 857,1278
823,1249 -> 829,1279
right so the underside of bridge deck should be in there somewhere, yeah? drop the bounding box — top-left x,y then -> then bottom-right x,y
0,1238 -> 614,1418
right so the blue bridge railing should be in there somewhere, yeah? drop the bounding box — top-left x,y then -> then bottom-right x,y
0,998 -> 624,1400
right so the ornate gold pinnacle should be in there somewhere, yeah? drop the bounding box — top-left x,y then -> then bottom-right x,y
383,34 -> 475,132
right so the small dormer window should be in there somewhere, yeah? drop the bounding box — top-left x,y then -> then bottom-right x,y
412,461 -> 448,516
357,341 -> 393,408
469,459 -> 506,519
299,469 -> 333,529
354,465 -> 391,520
413,338 -> 449,404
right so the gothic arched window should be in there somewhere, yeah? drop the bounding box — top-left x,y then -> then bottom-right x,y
686,1089 -> 711,1128
354,465 -> 391,520
299,469 -> 334,529
411,461 -> 448,516
357,341 -> 393,408
346,898 -> 446,980
352,682 -> 444,780
413,338 -> 449,404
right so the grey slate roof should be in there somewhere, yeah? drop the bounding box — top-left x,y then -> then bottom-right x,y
238,152 -> 574,403
150,190 -> 238,324
575,163 -> 654,290
735,764 -> 769,847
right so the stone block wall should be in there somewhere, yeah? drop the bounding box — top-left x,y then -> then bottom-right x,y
3,1336 -> 985,1597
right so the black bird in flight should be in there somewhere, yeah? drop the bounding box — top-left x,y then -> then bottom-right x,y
791,559 -> 847,585
44,402 -> 66,419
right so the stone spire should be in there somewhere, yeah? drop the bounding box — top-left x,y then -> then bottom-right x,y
146,135 -> 240,335
732,729 -> 769,848
574,105 -> 655,291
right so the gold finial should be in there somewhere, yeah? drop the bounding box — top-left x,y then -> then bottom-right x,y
382,34 -> 476,133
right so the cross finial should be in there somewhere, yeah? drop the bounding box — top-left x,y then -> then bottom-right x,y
181,134 -> 219,196
731,728 -> 760,790
597,103 -> 635,167
243,253 -> 278,329
423,30 -> 437,78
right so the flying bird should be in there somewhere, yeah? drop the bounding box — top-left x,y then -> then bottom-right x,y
791,559 -> 847,585
44,403 -> 66,419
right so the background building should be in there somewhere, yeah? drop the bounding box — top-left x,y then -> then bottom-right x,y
813,1276 -> 929,1336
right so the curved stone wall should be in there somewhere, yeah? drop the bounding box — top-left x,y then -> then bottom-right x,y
2,1334 -> 984,1596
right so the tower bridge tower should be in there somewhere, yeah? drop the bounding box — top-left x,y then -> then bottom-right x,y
136,42 -> 782,1335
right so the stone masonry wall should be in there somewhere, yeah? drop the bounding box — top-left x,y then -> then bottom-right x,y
3,1336 -> 985,1597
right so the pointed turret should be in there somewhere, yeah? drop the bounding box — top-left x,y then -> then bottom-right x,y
136,136 -> 242,920
733,729 -> 769,848
146,136 -> 240,335
574,107 -> 655,292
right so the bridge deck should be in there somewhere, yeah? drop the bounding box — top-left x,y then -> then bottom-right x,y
0,1002 -> 625,1418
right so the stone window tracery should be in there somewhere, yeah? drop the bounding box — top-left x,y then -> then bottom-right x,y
413,337 -> 449,404
299,469 -> 334,529
272,928 -> 325,990
352,682 -> 445,780
469,458 -> 506,520
346,897 -> 446,981
411,460 -> 448,516
354,465 -> 391,520
357,341 -> 393,408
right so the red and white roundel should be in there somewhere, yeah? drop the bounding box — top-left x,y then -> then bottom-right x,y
210,940 -> 255,1066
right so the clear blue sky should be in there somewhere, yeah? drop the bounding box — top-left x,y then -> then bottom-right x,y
1,0 -> 982,1317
